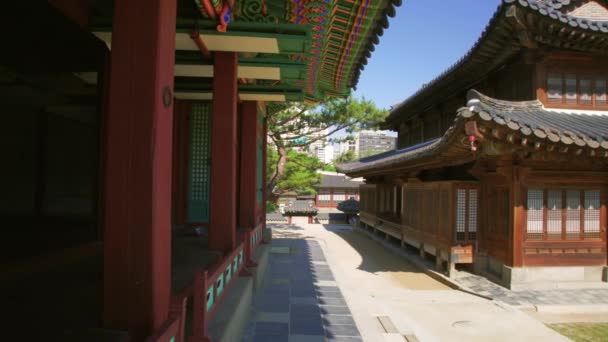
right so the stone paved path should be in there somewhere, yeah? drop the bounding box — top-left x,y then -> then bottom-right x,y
456,274 -> 608,307
242,237 -> 362,342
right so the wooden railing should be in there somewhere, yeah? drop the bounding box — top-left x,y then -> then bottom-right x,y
249,223 -> 265,258
145,315 -> 181,342
377,217 -> 402,239
359,211 -> 378,226
192,240 -> 246,341
162,226 -> 266,342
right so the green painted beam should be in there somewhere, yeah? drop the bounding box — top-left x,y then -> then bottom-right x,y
90,18 -> 312,54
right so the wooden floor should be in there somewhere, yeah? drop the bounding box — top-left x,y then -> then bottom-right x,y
1,228 -> 221,340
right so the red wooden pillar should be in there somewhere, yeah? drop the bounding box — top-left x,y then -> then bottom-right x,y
511,167 -> 526,267
172,100 -> 191,228
239,101 -> 258,229
48,0 -> 89,27
209,52 -> 238,253
262,105 -> 268,227
102,0 -> 176,339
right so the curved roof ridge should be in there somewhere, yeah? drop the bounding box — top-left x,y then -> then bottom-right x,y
511,0 -> 608,24
340,89 -> 608,176
386,0 -> 608,125
462,89 -> 608,149
466,89 -> 544,109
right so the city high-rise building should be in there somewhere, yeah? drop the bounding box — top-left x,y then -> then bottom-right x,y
356,130 -> 396,157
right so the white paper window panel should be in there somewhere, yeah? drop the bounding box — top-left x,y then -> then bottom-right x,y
527,189 -> 544,234
584,190 -> 600,233
468,189 -> 478,232
547,74 -> 563,102
566,190 -> 581,237
580,78 -> 593,104
456,189 -> 466,233
565,75 -> 577,104
547,190 -> 562,237
596,79 -> 607,104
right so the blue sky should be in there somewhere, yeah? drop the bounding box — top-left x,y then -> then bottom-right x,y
353,0 -> 502,109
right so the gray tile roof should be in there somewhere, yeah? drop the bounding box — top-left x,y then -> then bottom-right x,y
336,137 -> 447,175
283,200 -> 318,215
385,0 -> 608,126
510,0 -> 608,30
461,90 -> 608,149
317,174 -> 363,189
339,90 -> 608,175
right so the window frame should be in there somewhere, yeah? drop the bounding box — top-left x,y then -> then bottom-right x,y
524,187 -> 604,241
454,186 -> 478,242
540,61 -> 608,110
318,191 -> 331,204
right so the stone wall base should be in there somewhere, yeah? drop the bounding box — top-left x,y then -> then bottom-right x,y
475,253 -> 608,290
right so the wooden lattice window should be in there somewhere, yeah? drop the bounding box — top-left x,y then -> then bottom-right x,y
584,190 -> 601,239
187,103 -> 212,223
318,191 -> 331,204
525,188 -> 603,240
547,73 -> 563,103
456,189 -> 466,241
526,189 -> 544,240
596,79 -> 607,105
580,78 -> 593,105
565,74 -> 578,104
455,188 -> 478,242
547,190 -> 562,240
468,189 -> 478,240
566,190 -> 581,239
545,71 -> 608,108
333,190 -> 346,202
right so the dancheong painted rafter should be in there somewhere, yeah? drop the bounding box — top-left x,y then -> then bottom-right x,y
195,0 -> 401,101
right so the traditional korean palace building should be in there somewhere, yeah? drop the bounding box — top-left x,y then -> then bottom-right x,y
315,171 -> 363,208
0,1 -> 398,340
339,0 -> 608,289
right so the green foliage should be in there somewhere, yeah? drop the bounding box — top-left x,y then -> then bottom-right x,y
266,201 -> 278,213
266,145 -> 323,196
266,146 -> 278,184
323,164 -> 337,172
267,96 -> 389,149
266,95 -> 388,197
549,323 -> 608,342
334,150 -> 357,164
276,150 -> 322,194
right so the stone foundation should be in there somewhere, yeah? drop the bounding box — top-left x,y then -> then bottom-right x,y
475,253 -> 608,290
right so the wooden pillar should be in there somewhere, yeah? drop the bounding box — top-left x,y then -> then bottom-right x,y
511,167 -> 527,267
239,101 -> 258,229
102,0 -> 176,339
172,100 -> 191,228
209,52 -> 238,253
48,0 -> 89,27
262,108 -> 268,230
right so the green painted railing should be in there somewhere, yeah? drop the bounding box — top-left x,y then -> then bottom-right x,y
192,240 -> 246,341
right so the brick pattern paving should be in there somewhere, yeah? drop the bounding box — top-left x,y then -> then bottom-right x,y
242,238 -> 362,342
456,274 -> 608,307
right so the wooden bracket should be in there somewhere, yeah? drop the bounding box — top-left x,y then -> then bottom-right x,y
505,5 -> 538,49
464,120 -> 484,139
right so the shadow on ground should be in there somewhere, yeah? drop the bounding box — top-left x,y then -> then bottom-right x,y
243,225 -> 363,341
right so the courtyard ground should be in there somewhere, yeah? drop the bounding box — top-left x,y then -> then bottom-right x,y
242,221 -> 572,341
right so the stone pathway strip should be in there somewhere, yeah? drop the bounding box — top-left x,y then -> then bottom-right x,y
242,238 -> 362,342
455,274 -> 608,307
357,222 -> 608,310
